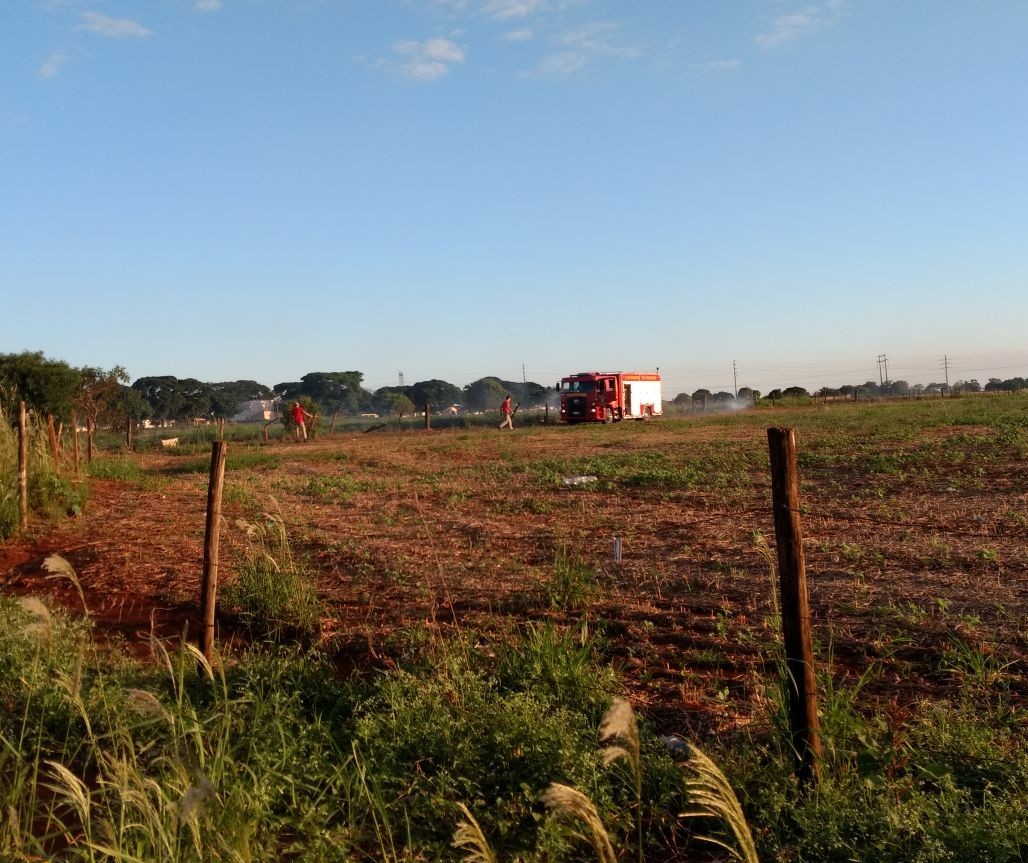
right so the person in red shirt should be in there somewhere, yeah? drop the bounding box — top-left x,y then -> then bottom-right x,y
291,401 -> 314,441
498,395 -> 514,430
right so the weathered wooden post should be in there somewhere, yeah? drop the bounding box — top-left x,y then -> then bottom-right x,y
18,402 -> 29,531
544,403 -> 549,423
218,418 -> 225,441
47,414 -> 60,469
126,416 -> 133,450
72,414 -> 81,474
767,427 -> 822,785
330,412 -> 338,434
200,441 -> 228,661
424,402 -> 431,431
703,394 -> 708,414
86,417 -> 94,462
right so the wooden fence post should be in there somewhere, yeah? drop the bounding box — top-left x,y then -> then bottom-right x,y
424,402 -> 431,431
86,417 -> 94,462
200,441 -> 228,662
767,426 -> 822,785
330,412 -> 338,434
18,402 -> 29,531
544,403 -> 549,423
72,414 -> 81,475
47,414 -> 60,469
126,416 -> 133,450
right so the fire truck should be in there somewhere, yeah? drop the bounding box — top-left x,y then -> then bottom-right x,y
557,371 -> 663,424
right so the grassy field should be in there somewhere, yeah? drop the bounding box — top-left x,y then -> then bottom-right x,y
2,396 -> 1028,860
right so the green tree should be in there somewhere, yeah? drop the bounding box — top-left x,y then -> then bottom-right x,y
75,366 -> 130,429
274,372 -> 367,414
410,379 -> 462,410
132,376 -> 186,424
0,351 -> 81,421
464,377 -> 509,411
376,390 -> 415,417
106,384 -> 150,426
131,376 -> 213,423
209,380 -> 274,418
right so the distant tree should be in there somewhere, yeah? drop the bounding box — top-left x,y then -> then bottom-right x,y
766,389 -> 783,401
737,386 -> 760,402
860,380 -> 882,397
691,388 -> 712,403
209,380 -> 274,417
372,389 -> 414,416
672,392 -> 691,405
209,389 -> 242,419
106,384 -> 150,426
274,371 -> 367,414
410,379 -> 462,409
782,386 -> 810,398
0,351 -> 81,421
464,377 -> 509,411
712,391 -> 734,403
515,381 -> 549,406
952,379 -> 981,394
131,376 -> 213,423
76,366 -> 130,429
372,386 -> 413,415
132,377 -> 186,424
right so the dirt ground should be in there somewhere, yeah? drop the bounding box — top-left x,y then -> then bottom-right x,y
3,415 -> 1027,735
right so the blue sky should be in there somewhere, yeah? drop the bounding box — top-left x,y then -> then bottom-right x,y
3,1 -> 1027,398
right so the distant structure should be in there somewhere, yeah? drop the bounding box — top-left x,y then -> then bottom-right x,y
232,399 -> 279,423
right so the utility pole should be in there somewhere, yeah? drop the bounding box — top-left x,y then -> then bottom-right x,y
522,363 -> 526,384
398,371 -> 404,387
876,354 -> 888,387
941,355 -> 950,395
732,360 -> 738,398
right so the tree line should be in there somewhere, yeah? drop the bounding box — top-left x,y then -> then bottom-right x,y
671,376 -> 1021,405
0,352 -> 549,427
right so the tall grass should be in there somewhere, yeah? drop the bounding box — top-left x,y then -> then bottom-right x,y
221,503 -> 322,639
0,403 -> 84,538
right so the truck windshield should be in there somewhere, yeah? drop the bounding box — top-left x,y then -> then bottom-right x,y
562,381 -> 596,392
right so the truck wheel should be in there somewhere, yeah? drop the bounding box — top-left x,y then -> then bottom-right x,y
603,407 -> 613,424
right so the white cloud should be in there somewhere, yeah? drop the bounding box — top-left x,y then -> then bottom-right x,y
484,0 -> 546,20
522,19 -> 643,77
693,58 -> 741,73
559,20 -> 642,59
391,37 -> 466,81
79,11 -> 152,38
503,28 -> 534,42
38,52 -> 68,79
755,2 -> 844,49
531,51 -> 588,76
196,0 -> 222,11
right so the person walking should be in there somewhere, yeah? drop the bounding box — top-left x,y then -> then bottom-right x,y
291,401 -> 315,441
498,395 -> 514,430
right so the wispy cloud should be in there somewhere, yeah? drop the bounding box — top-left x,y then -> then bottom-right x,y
693,58 -> 741,74
503,28 -> 534,42
483,0 -> 546,20
38,52 -> 68,79
755,1 -> 844,49
79,11 -> 152,38
196,0 -> 222,11
522,20 -> 643,78
390,37 -> 466,81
